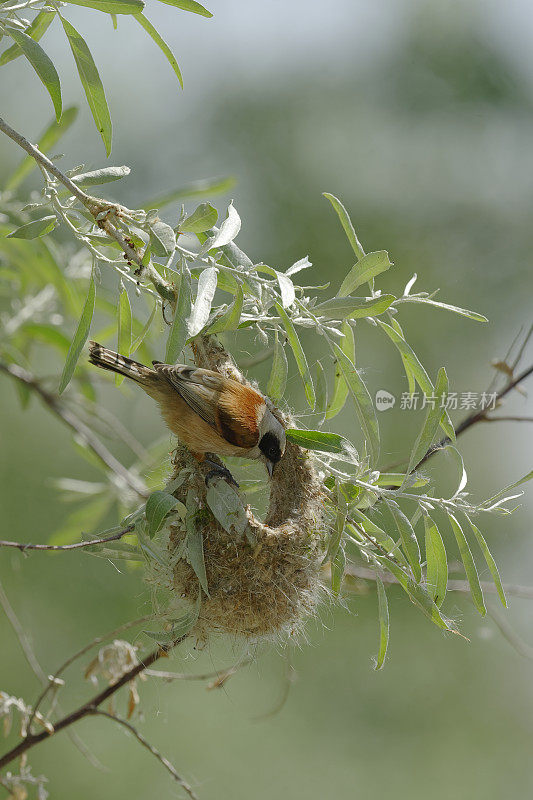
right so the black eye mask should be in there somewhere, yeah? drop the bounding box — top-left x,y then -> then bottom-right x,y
258,431 -> 282,463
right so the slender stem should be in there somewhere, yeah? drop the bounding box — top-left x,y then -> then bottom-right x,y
145,655 -> 252,685
0,580 -> 46,683
0,635 -> 188,771
0,361 -> 148,498
342,563 -> 533,599
0,524 -> 134,552
482,415 -> 533,423
28,614 -> 152,732
93,710 -> 197,799
0,116 -> 175,303
413,362 -> 533,471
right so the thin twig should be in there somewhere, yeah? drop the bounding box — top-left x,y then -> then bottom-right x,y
0,360 -> 148,498
413,362 -> 533,471
92,710 -> 198,799
0,116 -> 175,303
145,656 -> 252,687
0,580 -> 106,769
487,604 -> 533,660
342,563 -> 533,600
0,524 -> 134,552
510,322 -> 533,372
482,415 -> 533,423
0,634 -> 189,770
28,614 -> 152,732
0,580 -> 46,683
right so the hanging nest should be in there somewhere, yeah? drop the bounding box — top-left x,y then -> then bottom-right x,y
160,336 -> 327,641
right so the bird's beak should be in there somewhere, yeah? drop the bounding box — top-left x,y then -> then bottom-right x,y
266,460 -> 274,478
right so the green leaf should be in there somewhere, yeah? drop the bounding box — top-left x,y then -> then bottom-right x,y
61,16 -> 112,155
131,300 -> 157,355
180,202 -> 218,233
405,367 -> 449,475
347,510 -> 409,569
5,106 -> 78,191
285,429 -> 359,464
255,264 -> 296,308
276,303 -> 315,407
145,490 -> 182,537
377,320 -> 455,442
323,192 -> 365,260
314,360 -> 328,425
267,331 -> 288,403
389,317 -> 415,395
142,177 -> 235,210
149,220 -> 176,257
205,284 -> 243,334
206,478 -> 251,542
424,514 -> 448,607
325,491 -> 347,564
375,472 -> 428,488
155,0 -> 212,17
330,341 -> 380,463
338,251 -> 392,297
385,499 -> 421,582
383,557 -> 455,631
185,508 -> 209,595
188,266 -> 218,338
58,277 -> 96,394
6,28 -> 62,121
115,283 -> 132,386
314,294 -> 394,320
331,545 -> 346,596
206,203 -> 241,250
7,216 -> 56,239
134,12 -> 182,88
448,512 -> 485,616
285,256 -> 312,276
481,468 -> 533,509
166,266 -> 191,363
144,594 -> 200,645
63,0 -> 144,13
326,320 -> 354,420
0,11 -> 55,67
374,576 -> 389,670
72,165 -> 130,186
398,296 -> 488,323
275,271 -> 295,308
464,515 -> 507,609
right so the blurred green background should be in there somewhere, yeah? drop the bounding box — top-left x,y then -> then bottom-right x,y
1,0 -> 533,797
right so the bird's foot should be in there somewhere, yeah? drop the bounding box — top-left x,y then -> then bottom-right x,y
204,459 -> 239,488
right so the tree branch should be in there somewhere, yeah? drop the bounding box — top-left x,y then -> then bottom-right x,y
0,524 -> 134,552
92,710 -> 197,799
342,563 -> 533,600
28,614 -> 152,735
0,361 -> 148,498
0,116 -> 175,303
0,635 -> 188,771
414,362 -> 533,471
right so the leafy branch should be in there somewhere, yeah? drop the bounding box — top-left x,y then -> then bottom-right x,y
0,116 -> 175,303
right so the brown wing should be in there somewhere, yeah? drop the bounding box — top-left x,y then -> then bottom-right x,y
154,364 -> 263,449
215,381 -> 264,449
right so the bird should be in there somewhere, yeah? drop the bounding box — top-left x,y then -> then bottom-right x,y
88,341 -> 286,482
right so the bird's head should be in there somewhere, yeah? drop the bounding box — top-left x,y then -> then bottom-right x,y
258,410 -> 286,477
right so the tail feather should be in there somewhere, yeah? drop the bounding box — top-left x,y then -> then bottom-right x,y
88,341 -> 155,384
